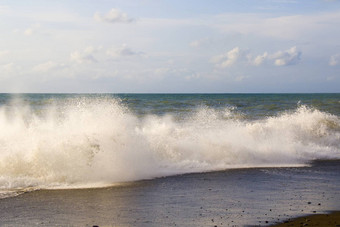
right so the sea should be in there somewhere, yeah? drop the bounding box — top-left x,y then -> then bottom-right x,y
0,93 -> 339,226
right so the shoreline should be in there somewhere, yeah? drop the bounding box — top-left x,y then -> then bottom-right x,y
270,211 -> 340,227
0,163 -> 339,226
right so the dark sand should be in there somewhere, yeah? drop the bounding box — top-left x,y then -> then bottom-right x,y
270,211 -> 340,227
0,160 -> 339,226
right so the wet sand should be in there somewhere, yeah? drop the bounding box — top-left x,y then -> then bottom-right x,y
270,211 -> 340,227
0,160 -> 339,226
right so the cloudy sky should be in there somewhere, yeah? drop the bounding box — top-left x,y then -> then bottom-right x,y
0,0 -> 340,93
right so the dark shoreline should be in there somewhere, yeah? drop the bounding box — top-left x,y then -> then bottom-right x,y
0,162 -> 339,226
270,211 -> 340,227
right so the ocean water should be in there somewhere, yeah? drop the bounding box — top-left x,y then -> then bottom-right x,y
0,93 -> 340,198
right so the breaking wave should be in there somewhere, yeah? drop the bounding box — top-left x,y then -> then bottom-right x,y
0,97 -> 339,193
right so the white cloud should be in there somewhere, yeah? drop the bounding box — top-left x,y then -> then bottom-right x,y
69,45 -> 143,65
70,46 -> 100,64
0,50 -> 9,58
24,24 -> 41,36
251,47 -> 301,66
94,8 -> 134,24
32,61 -> 66,73
1,1 -> 339,93
0,5 -> 9,14
235,75 -> 248,82
151,67 -> 194,80
185,72 -> 202,81
253,52 -> 269,66
213,46 -> 302,68
212,47 -> 241,68
214,11 -> 340,42
271,46 -> 301,66
189,40 -> 201,48
0,63 -> 17,78
329,54 -> 340,66
24,28 -> 33,36
189,38 -> 210,47
1,62 -> 14,72
106,44 -> 143,58
154,67 -> 170,75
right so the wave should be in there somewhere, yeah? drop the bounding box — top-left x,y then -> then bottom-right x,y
0,97 -> 339,192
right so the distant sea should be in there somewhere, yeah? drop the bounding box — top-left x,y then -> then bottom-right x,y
0,93 -> 339,226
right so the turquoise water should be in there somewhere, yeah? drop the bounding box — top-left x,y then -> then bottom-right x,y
0,93 -> 339,196
2,93 -> 340,117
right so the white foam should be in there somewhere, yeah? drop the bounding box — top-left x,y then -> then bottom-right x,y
0,98 -> 339,191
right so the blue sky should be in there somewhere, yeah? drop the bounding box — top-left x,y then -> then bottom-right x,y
0,0 -> 340,93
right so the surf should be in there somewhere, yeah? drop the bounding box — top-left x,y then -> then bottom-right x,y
0,96 -> 339,193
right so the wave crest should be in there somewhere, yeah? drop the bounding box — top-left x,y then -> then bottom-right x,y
0,98 -> 339,190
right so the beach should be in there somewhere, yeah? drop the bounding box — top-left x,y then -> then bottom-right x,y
0,160 -> 339,227
270,211 -> 340,227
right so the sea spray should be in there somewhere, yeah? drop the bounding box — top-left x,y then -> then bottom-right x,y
0,97 -> 339,191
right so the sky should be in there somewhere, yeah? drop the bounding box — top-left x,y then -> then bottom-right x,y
0,0 -> 340,93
